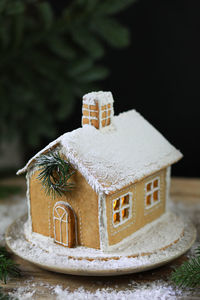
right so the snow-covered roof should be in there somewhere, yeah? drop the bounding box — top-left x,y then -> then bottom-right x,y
17,110 -> 182,194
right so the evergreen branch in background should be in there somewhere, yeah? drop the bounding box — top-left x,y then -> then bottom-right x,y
196,245 -> 200,257
35,151 -> 75,198
0,0 -> 136,153
170,245 -> 200,288
0,186 -> 22,199
0,247 -> 21,284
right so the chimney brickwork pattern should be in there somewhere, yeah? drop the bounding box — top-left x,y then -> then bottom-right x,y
82,91 -> 114,130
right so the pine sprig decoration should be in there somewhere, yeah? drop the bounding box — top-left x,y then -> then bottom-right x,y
0,0 -> 136,149
170,245 -> 200,288
195,245 -> 200,257
36,151 -> 75,198
0,247 -> 21,284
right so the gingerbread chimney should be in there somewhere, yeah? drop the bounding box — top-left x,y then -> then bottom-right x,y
82,91 -> 114,130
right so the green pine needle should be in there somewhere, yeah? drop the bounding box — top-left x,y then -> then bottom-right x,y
0,248 -> 21,284
195,245 -> 200,257
35,151 -> 75,198
170,245 -> 200,288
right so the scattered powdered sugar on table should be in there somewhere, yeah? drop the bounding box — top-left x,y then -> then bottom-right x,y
52,281 -> 184,300
9,286 -> 35,300
8,278 -> 194,300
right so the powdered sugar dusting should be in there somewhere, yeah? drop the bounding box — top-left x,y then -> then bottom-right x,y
52,281 -> 184,300
9,287 -> 35,300
83,91 -> 114,106
8,278 -> 193,300
6,212 -> 194,276
23,212 -> 184,258
17,110 -> 182,194
60,110 -> 182,193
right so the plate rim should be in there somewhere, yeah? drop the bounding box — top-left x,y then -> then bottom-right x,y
5,215 -> 197,276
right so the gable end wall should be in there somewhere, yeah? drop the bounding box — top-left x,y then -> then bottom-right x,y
29,166 -> 100,249
105,168 -> 167,247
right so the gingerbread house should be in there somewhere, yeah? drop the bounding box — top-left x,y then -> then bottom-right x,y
17,91 -> 183,252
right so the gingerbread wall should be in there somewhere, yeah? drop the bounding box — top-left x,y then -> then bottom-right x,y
105,168 -> 167,246
29,168 -> 100,249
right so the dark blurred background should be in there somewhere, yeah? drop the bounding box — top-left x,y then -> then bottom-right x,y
59,0 -> 200,177
0,0 -> 199,177
105,0 -> 200,178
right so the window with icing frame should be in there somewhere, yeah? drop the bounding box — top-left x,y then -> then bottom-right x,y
112,192 -> 132,227
145,177 -> 160,209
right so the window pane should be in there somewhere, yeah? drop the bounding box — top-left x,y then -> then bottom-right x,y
122,208 -> 129,220
113,199 -> 120,210
153,191 -> 159,201
146,182 -> 152,191
113,212 -> 120,223
113,194 -> 131,226
121,195 -> 129,206
124,195 -> 129,204
153,179 -> 158,188
146,195 -> 151,206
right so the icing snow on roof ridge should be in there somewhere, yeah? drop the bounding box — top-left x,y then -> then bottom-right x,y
83,91 -> 114,106
56,109 -> 182,193
16,110 -> 138,176
17,109 -> 183,194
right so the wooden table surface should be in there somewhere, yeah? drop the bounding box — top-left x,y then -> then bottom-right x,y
0,177 -> 200,299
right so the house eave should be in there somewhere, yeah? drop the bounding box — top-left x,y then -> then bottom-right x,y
16,141 -> 61,176
105,157 -> 182,196
17,147 -> 183,196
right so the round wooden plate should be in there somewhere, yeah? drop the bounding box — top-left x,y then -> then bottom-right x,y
5,214 -> 196,276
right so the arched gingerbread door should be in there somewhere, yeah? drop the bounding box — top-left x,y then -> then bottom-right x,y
53,202 -> 76,248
